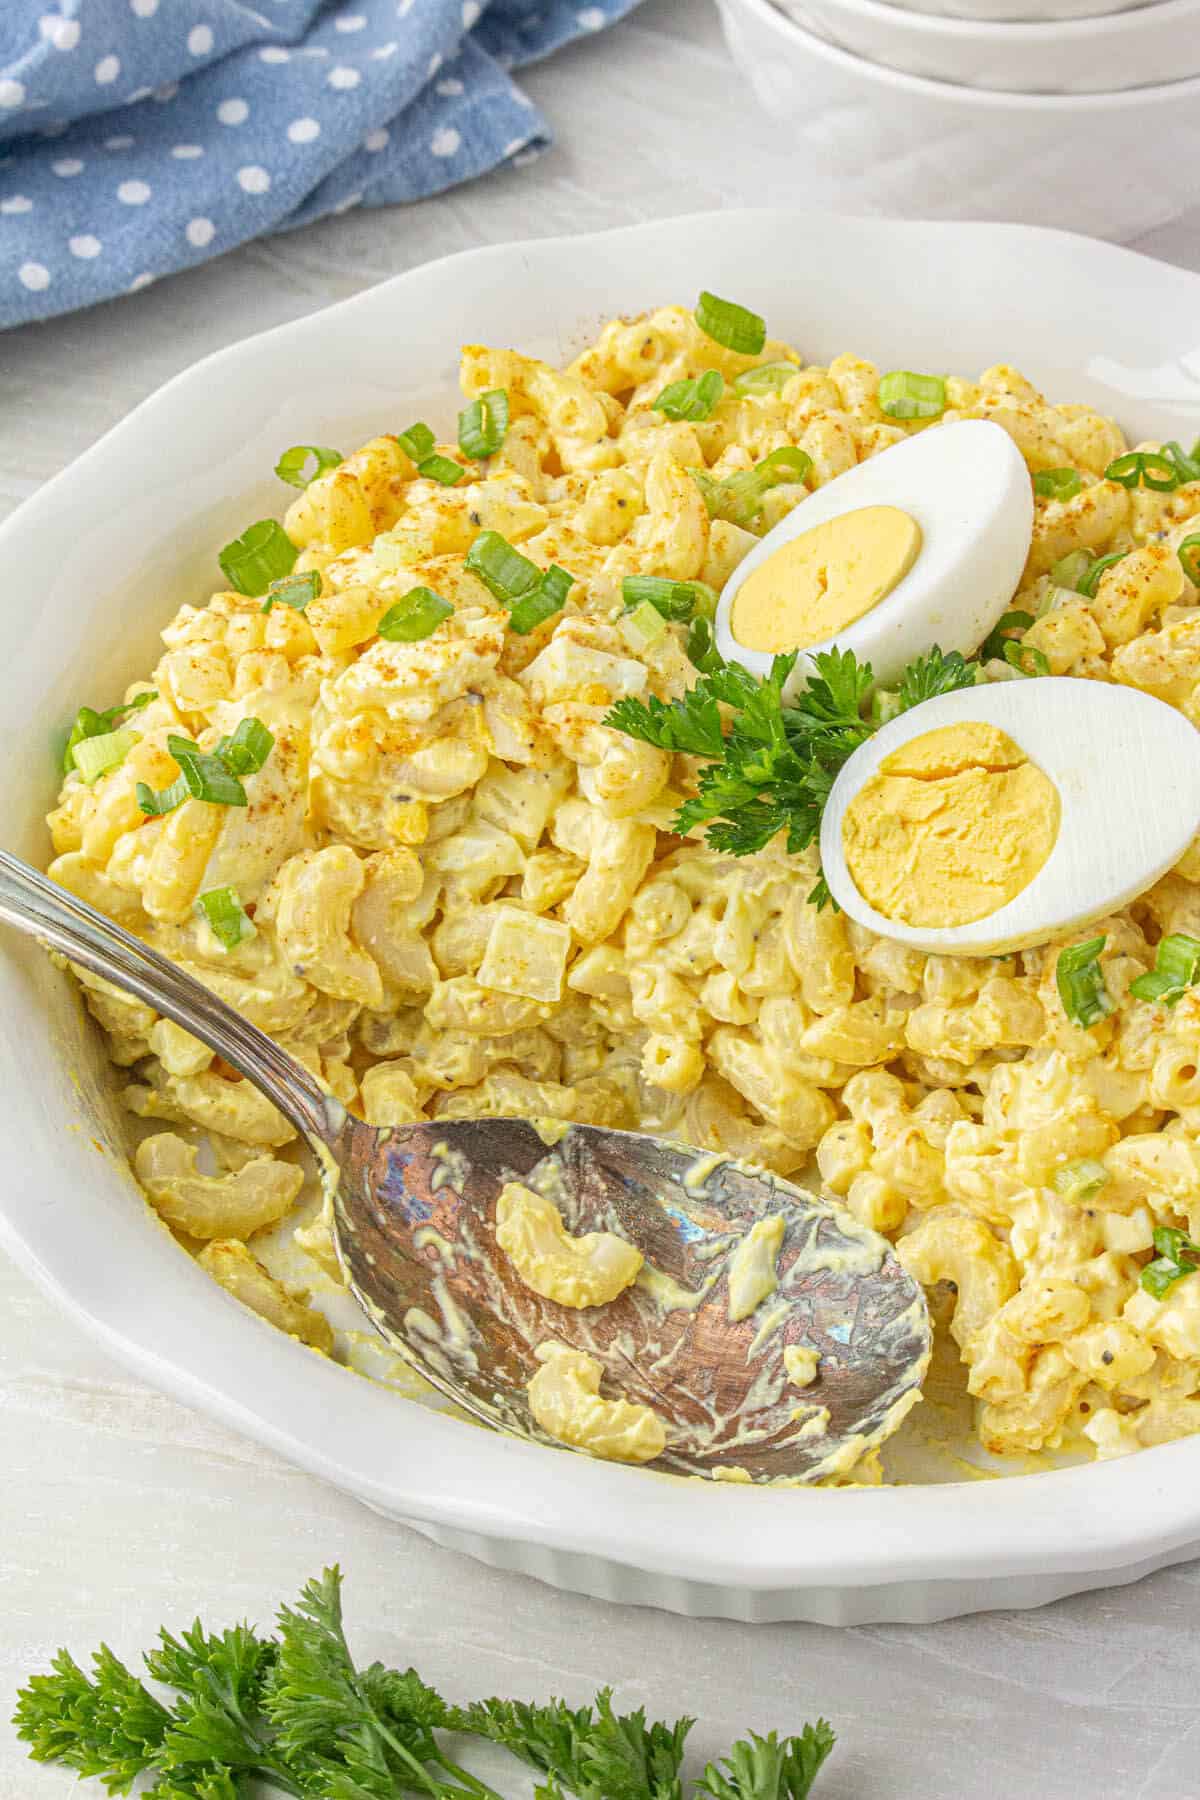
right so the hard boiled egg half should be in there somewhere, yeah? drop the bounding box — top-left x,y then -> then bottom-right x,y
714,420 -> 1032,699
819,678 -> 1200,956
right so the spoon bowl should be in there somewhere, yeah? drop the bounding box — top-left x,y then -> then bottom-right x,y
0,850 -> 930,1483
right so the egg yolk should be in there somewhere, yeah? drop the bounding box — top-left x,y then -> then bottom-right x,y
842,721 -> 1061,928
729,505 -> 922,653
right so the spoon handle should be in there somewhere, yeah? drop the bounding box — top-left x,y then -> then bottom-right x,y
0,850 -> 340,1147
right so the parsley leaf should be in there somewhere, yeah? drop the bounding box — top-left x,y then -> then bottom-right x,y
605,687 -> 726,758
896,645 -> 976,710
15,1569 -> 835,1800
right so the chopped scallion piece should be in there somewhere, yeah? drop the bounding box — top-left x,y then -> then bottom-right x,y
1051,1158 -> 1110,1201
695,291 -> 766,357
686,615 -> 724,674
197,886 -> 255,951
621,576 -> 717,623
878,370 -> 946,421
377,586 -> 454,642
733,361 -> 799,397
417,452 -> 466,487
71,726 -> 140,786
1049,550 -> 1092,592
1077,551 -> 1127,599
1142,1225 -> 1200,1298
621,600 -> 667,647
215,717 -> 274,777
165,735 -> 250,807
868,687 -> 902,727
396,421 -> 435,462
1104,450 -> 1180,492
692,447 -> 812,531
1179,534 -> 1200,586
261,569 -> 321,614
218,519 -> 297,597
510,564 -> 574,636
457,389 -> 510,460
1163,438 -> 1200,485
1129,931 -> 1200,1006
652,370 -> 725,423
136,775 -> 191,818
63,689 -> 156,775
273,444 -> 342,489
1003,639 -> 1049,678
1056,935 -> 1114,1029
465,529 -> 542,602
1033,467 -> 1082,502
979,610 -> 1035,663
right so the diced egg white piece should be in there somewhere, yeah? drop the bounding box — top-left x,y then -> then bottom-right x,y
820,679 -> 1200,955
715,420 -> 1032,698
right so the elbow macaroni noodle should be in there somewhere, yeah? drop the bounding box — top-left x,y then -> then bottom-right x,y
44,307 -> 1200,1471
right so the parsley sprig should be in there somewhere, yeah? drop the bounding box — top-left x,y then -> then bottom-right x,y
14,1567 -> 835,1799
605,643 -> 975,898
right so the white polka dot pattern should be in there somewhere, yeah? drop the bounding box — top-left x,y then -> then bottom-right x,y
0,0 -> 636,326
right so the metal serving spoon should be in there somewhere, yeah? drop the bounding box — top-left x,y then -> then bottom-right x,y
0,850 -> 930,1483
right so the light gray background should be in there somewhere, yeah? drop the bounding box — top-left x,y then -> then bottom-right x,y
2,3 -> 1197,1794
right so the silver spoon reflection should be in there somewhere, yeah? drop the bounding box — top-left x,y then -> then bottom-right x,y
0,850 -> 930,1482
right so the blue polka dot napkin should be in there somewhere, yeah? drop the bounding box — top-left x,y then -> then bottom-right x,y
0,0 -> 641,329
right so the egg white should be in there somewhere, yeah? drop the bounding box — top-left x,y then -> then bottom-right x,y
819,679 -> 1200,955
715,419 -> 1033,701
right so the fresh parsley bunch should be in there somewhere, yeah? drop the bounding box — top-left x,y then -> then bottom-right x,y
14,1567 -> 835,1800
605,641 -> 976,903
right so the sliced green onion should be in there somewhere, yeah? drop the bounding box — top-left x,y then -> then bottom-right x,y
215,717 -> 274,777
1129,931 -> 1200,1006
980,610 -> 1035,663
509,588 -> 563,636
1056,935 -> 1114,1029
261,569 -> 321,614
1050,550 -> 1092,592
274,444 -> 342,489
72,727 -> 140,786
693,447 -> 813,531
218,519 -> 298,597
1178,535 -> 1200,586
165,735 -> 249,807
1003,640 -> 1049,678
458,389 -> 510,460
621,600 -> 667,647
197,886 -> 255,952
1163,439 -> 1200,485
1033,467 -> 1082,502
1077,551 -> 1127,600
733,361 -> 799,397
1141,1225 -> 1200,1299
620,576 -> 718,623
868,687 -> 902,727
1104,450 -> 1180,492
136,775 -> 191,818
1051,1158 -> 1110,1201
417,453 -> 466,487
396,421 -> 435,463
878,371 -> 946,421
695,291 -> 766,357
686,616 -> 724,674
63,689 -> 156,775
377,586 -> 454,643
465,530 -> 542,603
652,370 -> 725,424
509,564 -> 574,636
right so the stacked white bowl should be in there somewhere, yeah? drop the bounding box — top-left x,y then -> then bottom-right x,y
716,0 -> 1200,240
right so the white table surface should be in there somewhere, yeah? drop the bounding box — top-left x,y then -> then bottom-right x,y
3,3 -> 1199,1794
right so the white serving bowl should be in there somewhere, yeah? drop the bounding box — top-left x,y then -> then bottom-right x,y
718,0 -> 1200,239
776,0 -> 1200,91
4,212 -> 1200,1625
